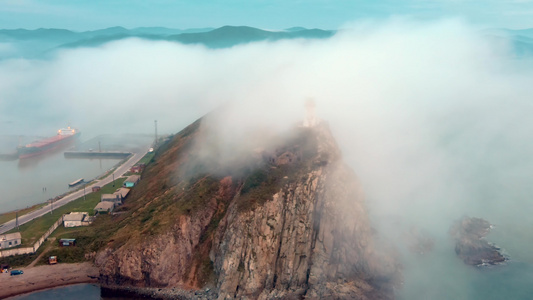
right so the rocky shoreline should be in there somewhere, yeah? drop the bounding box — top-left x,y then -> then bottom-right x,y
101,285 -> 218,300
450,217 -> 507,267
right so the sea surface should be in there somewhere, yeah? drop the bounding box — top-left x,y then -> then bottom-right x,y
7,260 -> 533,300
0,133 -> 153,214
7,284 -> 133,300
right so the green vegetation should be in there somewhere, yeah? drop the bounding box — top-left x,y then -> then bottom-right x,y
241,168 -> 268,194
178,176 -> 220,215
194,249 -> 215,286
137,151 -> 155,165
36,214 -> 128,265
130,175 -> 222,237
38,246 -> 85,265
0,240 -> 48,268
236,127 -> 319,213
237,165 -> 286,212
0,203 -> 46,225
6,178 -> 126,247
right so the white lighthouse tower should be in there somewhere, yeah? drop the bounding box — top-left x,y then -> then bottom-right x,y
303,98 -> 318,128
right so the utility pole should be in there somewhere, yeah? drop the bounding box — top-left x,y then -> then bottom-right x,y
16,212 -> 19,230
154,120 -> 158,147
112,173 -> 115,187
84,183 -> 86,201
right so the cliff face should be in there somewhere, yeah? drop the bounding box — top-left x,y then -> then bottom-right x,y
95,118 -> 400,299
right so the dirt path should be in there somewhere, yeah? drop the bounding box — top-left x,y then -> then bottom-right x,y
27,238 -> 56,268
0,262 -> 99,299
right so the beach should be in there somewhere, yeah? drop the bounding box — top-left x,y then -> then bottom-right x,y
0,262 -> 99,299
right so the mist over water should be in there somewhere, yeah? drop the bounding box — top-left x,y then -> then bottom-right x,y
1,18 -> 533,298
0,140 -> 122,213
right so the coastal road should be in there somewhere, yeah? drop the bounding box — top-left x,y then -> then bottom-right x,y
0,149 -> 149,234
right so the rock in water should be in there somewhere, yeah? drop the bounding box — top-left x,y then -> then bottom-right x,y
95,118 -> 401,299
450,216 -> 506,266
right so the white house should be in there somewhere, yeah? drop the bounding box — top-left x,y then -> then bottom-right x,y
63,212 -> 89,228
0,232 -> 21,249
94,201 -> 115,214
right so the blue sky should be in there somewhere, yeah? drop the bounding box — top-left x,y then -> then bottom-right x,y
0,0 -> 532,30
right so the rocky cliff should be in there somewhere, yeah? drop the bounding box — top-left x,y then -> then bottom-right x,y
95,117 -> 400,299
450,216 -> 506,266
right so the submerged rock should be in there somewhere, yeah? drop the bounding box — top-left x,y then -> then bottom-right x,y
450,217 -> 506,266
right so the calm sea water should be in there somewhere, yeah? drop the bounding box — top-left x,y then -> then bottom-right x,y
396,243 -> 533,300
0,133 -> 153,214
7,284 -> 136,300
0,136 -> 122,214
8,260 -> 533,300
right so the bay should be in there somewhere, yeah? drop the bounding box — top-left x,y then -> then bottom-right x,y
7,283 -> 135,300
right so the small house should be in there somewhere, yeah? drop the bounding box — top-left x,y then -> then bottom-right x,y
130,165 -> 142,173
91,186 -> 101,192
130,163 -> 146,173
123,175 -> 140,188
101,193 -> 122,205
0,232 -> 21,249
114,188 -> 130,201
59,238 -> 76,247
94,201 -> 115,214
63,212 -> 89,228
49,256 -> 57,265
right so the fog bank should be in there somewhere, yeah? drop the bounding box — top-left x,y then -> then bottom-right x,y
1,18 -> 533,298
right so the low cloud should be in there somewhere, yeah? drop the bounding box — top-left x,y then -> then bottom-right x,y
1,18 -> 532,296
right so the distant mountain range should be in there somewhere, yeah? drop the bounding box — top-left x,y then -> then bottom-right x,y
2,25 -> 533,59
0,26 -> 336,59
483,28 -> 533,57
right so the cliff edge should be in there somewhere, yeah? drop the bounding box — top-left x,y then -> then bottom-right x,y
95,117 -> 400,299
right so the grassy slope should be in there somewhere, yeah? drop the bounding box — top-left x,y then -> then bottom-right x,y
2,117 -> 319,275
0,204 -> 46,225
6,178 -> 126,247
101,118 -> 321,247
0,144 -> 164,267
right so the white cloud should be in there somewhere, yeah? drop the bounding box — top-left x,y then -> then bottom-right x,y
2,17 -> 533,297
1,17 -> 532,262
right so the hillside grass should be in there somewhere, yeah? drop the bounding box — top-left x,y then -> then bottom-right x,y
137,151 -> 155,165
36,212 -> 128,266
6,178 -> 126,247
0,240 -> 49,268
0,203 -> 47,225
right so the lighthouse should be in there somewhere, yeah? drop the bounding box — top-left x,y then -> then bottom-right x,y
303,98 -> 318,128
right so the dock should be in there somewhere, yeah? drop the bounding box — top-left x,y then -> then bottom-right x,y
64,151 -> 132,159
68,178 -> 84,187
0,152 -> 18,161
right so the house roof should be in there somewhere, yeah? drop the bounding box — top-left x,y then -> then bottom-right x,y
101,193 -> 119,200
125,175 -> 140,182
113,188 -> 130,198
95,202 -> 114,210
59,238 -> 76,242
63,212 -> 87,222
0,232 -> 21,241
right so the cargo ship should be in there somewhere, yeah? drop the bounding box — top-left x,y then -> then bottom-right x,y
17,127 -> 80,159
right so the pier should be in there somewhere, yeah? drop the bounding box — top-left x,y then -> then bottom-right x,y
64,151 -> 132,159
0,152 -> 18,161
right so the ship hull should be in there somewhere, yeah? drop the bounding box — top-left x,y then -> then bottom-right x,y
18,132 -> 80,159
